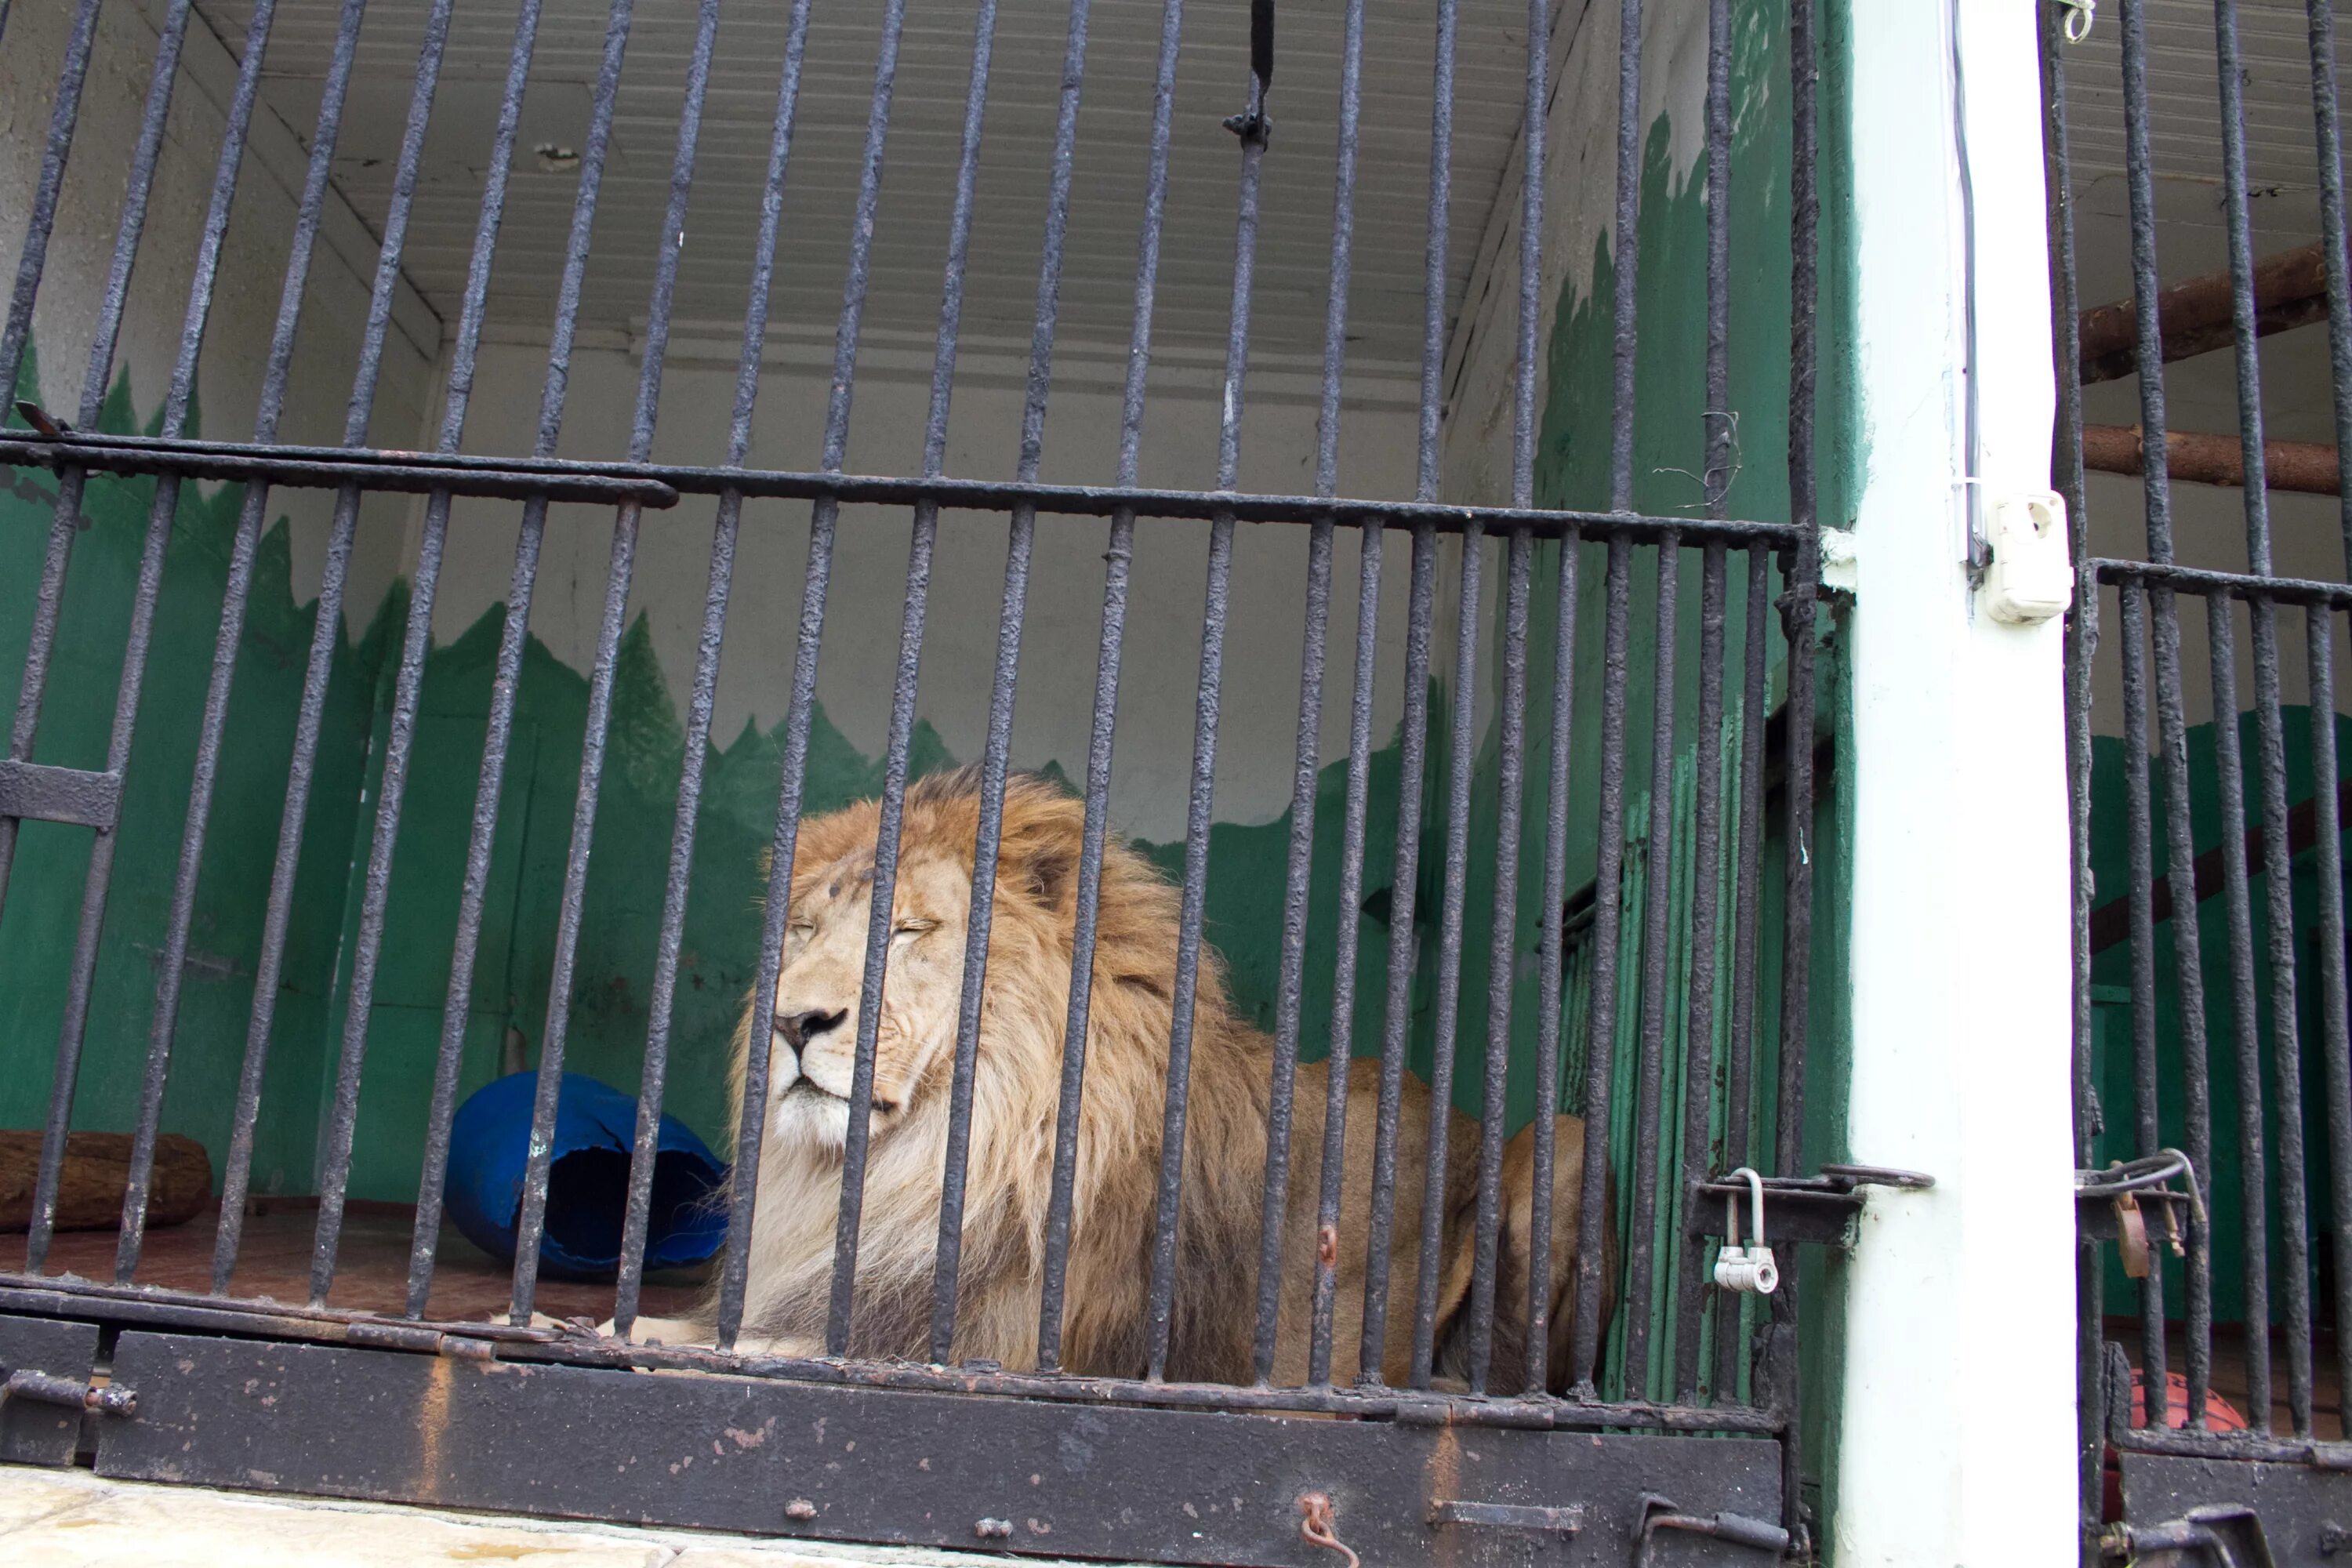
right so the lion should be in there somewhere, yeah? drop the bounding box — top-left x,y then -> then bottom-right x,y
614,768 -> 1613,1393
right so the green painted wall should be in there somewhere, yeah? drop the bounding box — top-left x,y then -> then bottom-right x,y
2,343 -> 375,1199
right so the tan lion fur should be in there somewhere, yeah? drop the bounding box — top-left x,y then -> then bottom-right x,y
622,768 -> 1613,1390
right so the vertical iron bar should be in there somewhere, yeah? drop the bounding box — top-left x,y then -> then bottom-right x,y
506,0 -> 706,1327
1309,518 -> 1383,1388
213,0 -> 455,1294
1711,544 -> 1769,1403
836,0 -> 1040,1348
717,0 -> 901,1351
2041,0 -> 2104,1511
1253,520 -> 1333,1384
1527,514 -> 1580,1398
1620,536 -> 1682,1399
1356,0 -> 1454,1388
1466,531 -> 1530,1393
1673,0 -> 1735,1405
1302,0 -> 1372,1390
24,0 -> 281,1272
1673,547 -> 1728,1403
309,0 -> 548,1306
598,0 -> 739,1335
2309,0 -> 2352,579
2120,583 -> 2169,1418
117,0 -> 369,1284
2209,592 -> 2271,1431
930,0 -> 1109,1357
1767,4 -> 1819,1519
1570,0 -> 1649,1398
1568,538 -> 1635,1392
2250,606 -> 2314,1435
914,0 -> 1008,1363
0,0 -> 100,431
2304,606 -> 2352,1432
1357,528 -> 1437,1381
1255,0 -> 1364,1389
1510,0 -> 1558,1401
1127,35 -> 1268,1382
2216,0 -> 2314,1439
2151,572 -> 2214,1432
1030,0 -> 1185,1373
1408,523 -> 1483,1388
684,0 -> 818,1349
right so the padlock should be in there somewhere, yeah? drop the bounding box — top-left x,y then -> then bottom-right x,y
1713,1167 -> 1779,1296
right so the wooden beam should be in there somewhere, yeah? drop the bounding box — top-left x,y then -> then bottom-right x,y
2081,423 -> 2340,496
2078,241 -> 2332,385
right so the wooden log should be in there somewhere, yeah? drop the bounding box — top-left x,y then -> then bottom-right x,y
0,1130 -> 213,1232
2081,423 -> 2341,496
2079,241 -> 2333,385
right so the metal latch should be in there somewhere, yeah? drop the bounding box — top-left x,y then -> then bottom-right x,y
2077,1150 -> 2203,1279
1635,1494 -> 1790,1563
2100,1504 -> 2274,1568
1713,1168 -> 1779,1296
1687,1163 -> 1933,1248
2,1367 -> 136,1416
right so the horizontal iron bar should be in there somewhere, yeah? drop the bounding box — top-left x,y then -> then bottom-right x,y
0,760 -> 120,829
0,428 -> 1802,544
0,434 -> 680,509
0,1282 -> 1777,1435
98,1330 -> 1784,1568
2090,557 -> 2352,609
0,1278 -> 561,1346
2111,1423 -> 2352,1469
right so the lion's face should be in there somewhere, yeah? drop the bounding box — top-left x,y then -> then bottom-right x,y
765,847 -> 973,1154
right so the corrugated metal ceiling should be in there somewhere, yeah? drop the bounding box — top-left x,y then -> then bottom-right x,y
193,0 -> 1557,386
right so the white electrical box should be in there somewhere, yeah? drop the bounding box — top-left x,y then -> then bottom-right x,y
1982,488 -> 2074,625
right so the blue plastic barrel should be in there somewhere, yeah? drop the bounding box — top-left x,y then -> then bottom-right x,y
444,1071 -> 727,1281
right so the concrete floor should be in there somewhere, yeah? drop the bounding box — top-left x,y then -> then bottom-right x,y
0,1467 -> 1090,1568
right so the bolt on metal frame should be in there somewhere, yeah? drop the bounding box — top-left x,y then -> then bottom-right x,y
1,0 -> 1826,1550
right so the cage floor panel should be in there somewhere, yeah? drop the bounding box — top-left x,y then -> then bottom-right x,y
15,1200 -> 700,1328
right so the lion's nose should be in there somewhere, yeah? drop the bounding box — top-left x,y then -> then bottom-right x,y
782,1007 -> 848,1047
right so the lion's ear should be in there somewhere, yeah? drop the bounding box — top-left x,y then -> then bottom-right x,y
1007,828 -> 1077,909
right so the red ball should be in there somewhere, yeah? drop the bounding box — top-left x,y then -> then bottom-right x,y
2127,1369 -> 2249,1432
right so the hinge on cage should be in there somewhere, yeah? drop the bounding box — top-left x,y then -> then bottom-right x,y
2057,0 -> 2097,45
2,1366 -> 135,1416
1686,1164 -> 1934,1249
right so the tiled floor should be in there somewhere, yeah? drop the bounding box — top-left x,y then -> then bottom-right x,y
0,1468 -> 1076,1568
21,1200 -> 700,1327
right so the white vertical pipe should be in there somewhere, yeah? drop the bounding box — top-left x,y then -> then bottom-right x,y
1834,0 -> 2077,1562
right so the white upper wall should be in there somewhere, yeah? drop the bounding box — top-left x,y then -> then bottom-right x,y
0,0 -> 440,623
